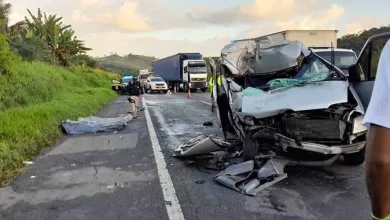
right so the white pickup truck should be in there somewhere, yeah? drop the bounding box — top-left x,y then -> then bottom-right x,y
310,47 -> 357,75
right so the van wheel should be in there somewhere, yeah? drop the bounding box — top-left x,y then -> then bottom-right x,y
343,146 -> 366,166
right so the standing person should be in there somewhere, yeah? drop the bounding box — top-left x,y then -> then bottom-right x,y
133,76 -> 144,111
127,78 -> 142,118
363,39 -> 390,220
209,67 -> 222,112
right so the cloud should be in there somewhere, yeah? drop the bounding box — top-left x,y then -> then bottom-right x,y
342,16 -> 389,35
72,10 -> 92,22
83,32 -> 231,58
69,1 -> 151,32
239,3 -> 345,39
114,1 -> 150,32
186,0 -> 320,25
80,0 -> 101,6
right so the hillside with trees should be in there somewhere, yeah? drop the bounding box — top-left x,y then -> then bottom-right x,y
95,53 -> 157,75
0,1 -> 118,185
338,25 -> 390,54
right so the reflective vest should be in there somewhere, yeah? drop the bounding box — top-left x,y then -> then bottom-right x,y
208,75 -> 221,91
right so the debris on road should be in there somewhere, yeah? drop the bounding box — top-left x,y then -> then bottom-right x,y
61,114 -> 133,135
138,106 -> 146,112
203,121 -> 213,126
23,161 -> 33,165
173,135 -> 349,196
30,176 -> 36,179
195,180 -> 205,184
173,135 -> 288,196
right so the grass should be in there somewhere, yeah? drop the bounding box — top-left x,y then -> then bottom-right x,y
0,61 -> 119,185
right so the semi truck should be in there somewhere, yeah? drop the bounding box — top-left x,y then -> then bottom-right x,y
239,29 -> 338,48
152,53 -> 208,92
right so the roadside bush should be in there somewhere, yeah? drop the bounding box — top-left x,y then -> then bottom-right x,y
0,34 -> 21,76
9,36 -> 53,63
0,59 -> 119,185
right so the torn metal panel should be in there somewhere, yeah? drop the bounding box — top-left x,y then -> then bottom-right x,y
253,41 -> 306,75
240,81 -> 348,118
258,159 -> 286,179
216,160 -> 254,177
246,174 -> 288,196
173,135 -> 222,157
215,172 -> 255,192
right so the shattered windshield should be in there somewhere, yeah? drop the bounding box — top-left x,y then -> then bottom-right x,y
267,54 -> 336,90
294,54 -> 333,80
315,51 -> 357,69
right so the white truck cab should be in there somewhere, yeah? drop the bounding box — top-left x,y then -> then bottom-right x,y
180,59 -> 208,92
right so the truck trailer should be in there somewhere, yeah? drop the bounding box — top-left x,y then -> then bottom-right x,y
239,29 -> 338,48
152,53 -> 208,92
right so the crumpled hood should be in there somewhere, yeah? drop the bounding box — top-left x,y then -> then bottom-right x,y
238,81 -> 349,119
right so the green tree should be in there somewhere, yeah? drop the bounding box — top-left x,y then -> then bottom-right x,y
0,0 -> 11,34
25,8 -> 91,66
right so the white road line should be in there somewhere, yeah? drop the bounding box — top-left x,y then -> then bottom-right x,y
200,101 -> 212,106
142,97 -> 185,220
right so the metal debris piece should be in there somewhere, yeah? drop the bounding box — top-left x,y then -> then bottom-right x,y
173,135 -> 222,157
23,161 -> 33,165
213,158 -> 289,196
196,180 -> 205,184
203,121 -> 214,126
246,174 -> 288,196
243,179 -> 260,194
216,160 -> 254,177
215,171 -> 255,192
30,176 -> 36,179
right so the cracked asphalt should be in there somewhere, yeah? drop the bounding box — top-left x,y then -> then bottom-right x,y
0,92 -> 371,220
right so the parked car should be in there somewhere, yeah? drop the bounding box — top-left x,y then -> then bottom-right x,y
118,76 -> 133,94
210,32 -> 390,166
111,79 -> 121,91
145,76 -> 169,93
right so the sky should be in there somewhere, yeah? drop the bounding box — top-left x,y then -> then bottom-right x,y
8,0 -> 390,58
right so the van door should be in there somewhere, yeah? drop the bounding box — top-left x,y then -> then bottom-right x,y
349,32 -> 390,111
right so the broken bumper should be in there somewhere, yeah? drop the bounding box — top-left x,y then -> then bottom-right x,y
274,133 -> 366,155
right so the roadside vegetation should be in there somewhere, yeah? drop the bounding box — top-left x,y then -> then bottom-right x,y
0,1 -> 119,185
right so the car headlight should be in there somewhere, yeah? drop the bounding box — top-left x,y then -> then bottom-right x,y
352,115 -> 367,134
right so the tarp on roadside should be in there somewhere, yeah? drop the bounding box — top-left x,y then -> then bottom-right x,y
61,114 -> 133,135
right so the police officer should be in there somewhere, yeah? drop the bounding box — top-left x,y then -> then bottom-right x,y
127,78 -> 142,118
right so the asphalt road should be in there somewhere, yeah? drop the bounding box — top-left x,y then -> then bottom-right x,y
0,92 -> 371,220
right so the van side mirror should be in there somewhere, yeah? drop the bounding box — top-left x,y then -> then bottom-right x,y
348,64 -> 362,83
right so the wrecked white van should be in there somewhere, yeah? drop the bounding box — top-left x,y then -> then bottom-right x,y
209,34 -> 390,166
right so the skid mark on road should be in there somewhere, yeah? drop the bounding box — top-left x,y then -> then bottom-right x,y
143,97 -> 185,220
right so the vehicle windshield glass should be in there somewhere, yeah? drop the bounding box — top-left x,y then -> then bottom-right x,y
315,51 -> 357,69
293,54 -> 335,81
121,77 -> 133,83
188,62 -> 207,73
151,77 -> 164,82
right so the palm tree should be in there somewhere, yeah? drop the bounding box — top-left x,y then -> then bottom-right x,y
25,8 -> 91,66
0,0 -> 12,34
